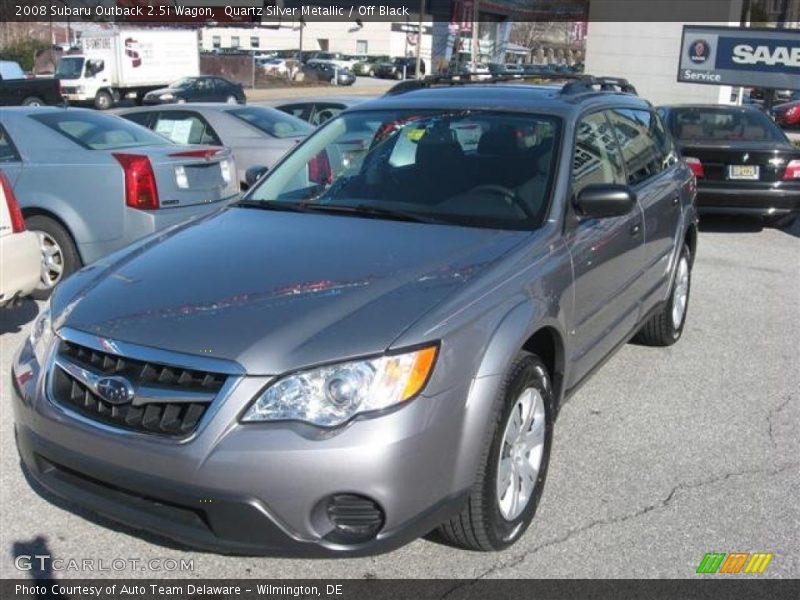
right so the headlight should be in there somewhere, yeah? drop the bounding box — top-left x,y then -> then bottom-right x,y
160,93 -> 174,101
242,345 -> 438,427
29,306 -> 53,366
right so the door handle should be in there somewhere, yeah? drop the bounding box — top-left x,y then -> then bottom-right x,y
630,222 -> 641,236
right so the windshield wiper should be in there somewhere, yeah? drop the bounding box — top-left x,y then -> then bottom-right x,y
303,204 -> 445,225
234,200 -> 313,213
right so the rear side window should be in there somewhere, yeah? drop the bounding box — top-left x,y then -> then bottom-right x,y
310,104 -> 346,127
121,112 -> 152,128
276,103 -> 310,122
152,111 -> 221,145
30,111 -> 170,150
607,109 -> 669,186
572,111 -> 625,196
227,106 -> 311,138
0,126 -> 20,162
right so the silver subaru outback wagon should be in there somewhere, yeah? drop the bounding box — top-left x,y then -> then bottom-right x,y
12,78 -> 698,556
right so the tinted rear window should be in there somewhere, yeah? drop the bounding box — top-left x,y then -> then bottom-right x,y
670,108 -> 785,142
227,106 -> 312,139
31,111 -> 169,150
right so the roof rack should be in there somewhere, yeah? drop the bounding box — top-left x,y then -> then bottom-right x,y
385,73 -> 638,97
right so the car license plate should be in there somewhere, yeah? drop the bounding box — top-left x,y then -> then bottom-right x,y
728,165 -> 759,180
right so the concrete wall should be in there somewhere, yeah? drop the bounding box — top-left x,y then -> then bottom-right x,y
584,21 -> 734,106
584,1 -> 745,106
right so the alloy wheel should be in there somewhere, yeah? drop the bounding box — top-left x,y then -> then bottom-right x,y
496,387 -> 546,521
35,231 -> 65,290
671,255 -> 690,329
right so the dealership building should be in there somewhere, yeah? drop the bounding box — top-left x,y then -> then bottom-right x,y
199,19 -> 433,63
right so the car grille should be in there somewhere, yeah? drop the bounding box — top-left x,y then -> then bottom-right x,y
50,340 -> 226,437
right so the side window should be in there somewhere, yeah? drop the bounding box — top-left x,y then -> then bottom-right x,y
651,111 -> 679,168
572,111 -> 625,197
153,111 -> 221,146
310,103 -> 345,126
0,125 -> 20,162
278,104 -> 310,122
607,109 -> 668,186
121,112 -> 152,128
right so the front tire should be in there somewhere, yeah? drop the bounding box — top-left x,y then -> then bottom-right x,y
437,352 -> 553,551
94,90 -> 113,110
635,243 -> 692,346
25,215 -> 81,300
226,95 -> 238,104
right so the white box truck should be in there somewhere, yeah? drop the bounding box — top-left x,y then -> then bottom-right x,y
56,29 -> 200,109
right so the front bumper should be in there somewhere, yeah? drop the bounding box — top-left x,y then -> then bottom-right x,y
696,183 -> 800,217
12,334 -> 475,556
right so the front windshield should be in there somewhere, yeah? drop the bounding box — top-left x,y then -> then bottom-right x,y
56,57 -> 84,79
245,110 -> 561,231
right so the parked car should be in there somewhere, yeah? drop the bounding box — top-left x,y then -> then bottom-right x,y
521,64 -> 551,76
771,98 -> 800,129
454,63 -> 491,80
0,107 -> 238,296
488,63 -> 524,78
117,103 -> 311,188
306,52 -> 357,71
0,170 -> 38,307
257,57 -> 289,75
302,63 -> 356,86
0,60 -> 63,107
376,57 -> 426,79
659,104 -> 799,228
272,96 -> 370,126
12,77 -> 697,556
353,56 -> 391,77
143,77 -> 246,105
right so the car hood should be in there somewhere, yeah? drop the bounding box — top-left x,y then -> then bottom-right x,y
146,86 -> 184,97
56,208 -> 527,375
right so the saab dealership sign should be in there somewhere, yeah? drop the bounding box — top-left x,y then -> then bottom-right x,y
678,26 -> 800,89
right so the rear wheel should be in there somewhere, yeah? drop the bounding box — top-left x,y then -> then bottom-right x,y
94,90 -> 113,110
225,95 -> 238,104
22,96 -> 44,107
25,215 -> 81,300
635,244 -> 692,346
437,352 -> 553,551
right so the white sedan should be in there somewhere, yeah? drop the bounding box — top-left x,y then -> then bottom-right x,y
0,170 -> 38,307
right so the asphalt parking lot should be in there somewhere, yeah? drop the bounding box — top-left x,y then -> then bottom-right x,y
0,215 -> 797,580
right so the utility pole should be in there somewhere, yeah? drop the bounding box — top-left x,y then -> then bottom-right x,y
472,0 -> 480,67
415,0 -> 424,79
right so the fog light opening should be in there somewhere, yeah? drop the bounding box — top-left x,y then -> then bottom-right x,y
323,494 -> 385,544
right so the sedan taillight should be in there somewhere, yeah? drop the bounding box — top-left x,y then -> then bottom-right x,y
783,160 -> 800,180
0,170 -> 25,233
684,156 -> 705,178
113,153 -> 160,210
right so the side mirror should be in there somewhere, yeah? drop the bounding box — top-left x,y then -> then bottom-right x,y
245,165 -> 268,188
575,184 -> 636,219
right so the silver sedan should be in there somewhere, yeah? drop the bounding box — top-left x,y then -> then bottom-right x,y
116,104 -> 312,188
0,107 -> 238,296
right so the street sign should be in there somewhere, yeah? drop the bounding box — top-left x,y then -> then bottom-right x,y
678,25 -> 800,90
